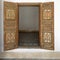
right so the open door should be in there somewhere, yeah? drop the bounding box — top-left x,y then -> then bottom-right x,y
4,2 -> 18,50
40,2 -> 54,50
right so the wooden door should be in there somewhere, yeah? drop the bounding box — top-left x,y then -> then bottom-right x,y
4,2 -> 18,50
40,2 -> 54,50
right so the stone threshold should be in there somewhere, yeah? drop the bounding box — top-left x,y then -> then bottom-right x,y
0,52 -> 60,59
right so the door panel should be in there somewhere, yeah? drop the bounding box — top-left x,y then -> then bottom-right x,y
40,2 -> 54,50
4,2 -> 18,50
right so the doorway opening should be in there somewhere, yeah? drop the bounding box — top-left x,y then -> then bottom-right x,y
4,2 -> 54,50
18,6 -> 40,48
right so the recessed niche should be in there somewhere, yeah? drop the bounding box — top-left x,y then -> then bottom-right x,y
19,6 -> 40,47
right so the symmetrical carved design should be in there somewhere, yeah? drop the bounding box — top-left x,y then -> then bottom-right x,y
4,2 -> 54,50
43,9 -> 52,19
5,32 -> 17,50
40,2 -> 54,50
44,33 -> 51,43
6,9 -> 15,19
6,32 -> 15,43
4,2 -> 18,50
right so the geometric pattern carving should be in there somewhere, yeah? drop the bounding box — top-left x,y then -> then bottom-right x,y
4,2 -> 54,50
4,2 -> 18,50
40,2 -> 54,50
6,9 -> 15,19
44,33 -> 51,43
43,9 -> 52,19
6,32 -> 15,43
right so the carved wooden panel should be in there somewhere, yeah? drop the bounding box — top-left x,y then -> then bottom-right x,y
4,2 -> 54,50
43,9 -> 52,19
4,2 -> 18,50
6,9 -> 15,19
44,33 -> 51,43
6,32 -> 15,43
40,2 -> 54,50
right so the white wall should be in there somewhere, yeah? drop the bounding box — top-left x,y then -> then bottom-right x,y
4,0 -> 54,2
0,0 -> 4,52
4,0 -> 60,52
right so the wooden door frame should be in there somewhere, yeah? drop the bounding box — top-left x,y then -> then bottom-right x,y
17,3 -> 41,48
4,2 -> 54,50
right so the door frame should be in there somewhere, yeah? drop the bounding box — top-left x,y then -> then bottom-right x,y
4,2 -> 54,50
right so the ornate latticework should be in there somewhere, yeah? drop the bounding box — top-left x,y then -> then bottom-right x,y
40,2 -> 54,50
4,2 -> 18,50
4,2 -> 54,50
